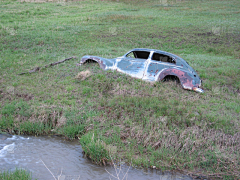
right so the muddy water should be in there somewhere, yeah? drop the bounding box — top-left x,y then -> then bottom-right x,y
0,134 -> 191,180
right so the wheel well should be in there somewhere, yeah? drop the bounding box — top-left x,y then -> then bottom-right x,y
162,75 -> 180,83
85,59 -> 97,63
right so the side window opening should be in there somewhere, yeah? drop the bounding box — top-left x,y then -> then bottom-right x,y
126,51 -> 150,59
152,53 -> 176,64
126,52 -> 136,58
135,51 -> 150,59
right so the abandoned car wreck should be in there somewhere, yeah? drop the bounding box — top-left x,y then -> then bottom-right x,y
80,48 -> 204,93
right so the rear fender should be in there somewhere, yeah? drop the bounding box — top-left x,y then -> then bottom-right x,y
80,56 -> 106,70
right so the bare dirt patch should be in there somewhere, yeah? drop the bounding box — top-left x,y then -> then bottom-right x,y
15,93 -> 34,101
75,70 -> 92,81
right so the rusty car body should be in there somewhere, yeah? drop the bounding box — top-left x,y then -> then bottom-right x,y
80,48 -> 204,93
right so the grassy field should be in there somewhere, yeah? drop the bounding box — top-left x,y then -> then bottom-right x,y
0,0 -> 240,179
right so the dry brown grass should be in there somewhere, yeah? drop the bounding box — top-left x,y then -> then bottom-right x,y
75,70 -> 92,81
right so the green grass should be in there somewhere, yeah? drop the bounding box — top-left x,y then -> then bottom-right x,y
0,168 -> 32,180
0,0 -> 240,179
80,132 -> 110,165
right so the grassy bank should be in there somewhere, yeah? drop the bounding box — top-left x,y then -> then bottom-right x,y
0,0 -> 239,179
0,168 -> 32,180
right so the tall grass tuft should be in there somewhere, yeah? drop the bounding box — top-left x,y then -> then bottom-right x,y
0,168 -> 32,180
80,132 -> 110,165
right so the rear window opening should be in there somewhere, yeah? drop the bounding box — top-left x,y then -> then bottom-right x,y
126,51 -> 150,59
152,53 -> 176,64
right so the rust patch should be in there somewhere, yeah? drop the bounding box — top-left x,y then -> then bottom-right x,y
158,69 -> 198,90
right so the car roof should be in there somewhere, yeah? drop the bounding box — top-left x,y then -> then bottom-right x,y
131,48 -> 155,52
131,48 -> 180,59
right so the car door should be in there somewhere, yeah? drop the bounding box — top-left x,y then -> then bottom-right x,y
144,52 -> 176,81
116,51 -> 150,79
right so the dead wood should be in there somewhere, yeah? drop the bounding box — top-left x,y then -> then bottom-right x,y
18,56 -> 76,75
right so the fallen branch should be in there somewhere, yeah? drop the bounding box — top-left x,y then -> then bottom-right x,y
18,67 -> 41,75
18,56 -> 76,75
45,56 -> 76,67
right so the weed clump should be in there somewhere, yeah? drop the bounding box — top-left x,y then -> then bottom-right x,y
0,168 -> 32,180
80,133 -> 110,166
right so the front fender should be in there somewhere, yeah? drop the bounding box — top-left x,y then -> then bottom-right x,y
157,68 -> 203,93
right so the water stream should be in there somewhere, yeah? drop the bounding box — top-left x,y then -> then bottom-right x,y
0,134 -> 192,180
